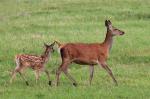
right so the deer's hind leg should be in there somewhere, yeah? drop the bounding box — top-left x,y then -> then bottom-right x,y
59,60 -> 77,86
56,59 -> 77,86
63,69 -> 77,86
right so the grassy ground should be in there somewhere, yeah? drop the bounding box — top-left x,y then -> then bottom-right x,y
0,0 -> 150,99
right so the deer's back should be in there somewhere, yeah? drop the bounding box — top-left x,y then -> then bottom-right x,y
60,43 -> 107,65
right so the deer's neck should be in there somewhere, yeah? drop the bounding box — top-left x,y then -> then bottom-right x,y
41,51 -> 51,63
103,31 -> 113,52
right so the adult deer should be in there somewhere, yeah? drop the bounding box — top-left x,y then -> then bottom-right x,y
55,20 -> 125,86
10,42 -> 55,86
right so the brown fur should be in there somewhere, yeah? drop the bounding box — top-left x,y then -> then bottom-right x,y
55,20 -> 125,86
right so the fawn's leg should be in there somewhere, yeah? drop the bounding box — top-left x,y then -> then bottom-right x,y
10,58 -> 21,83
10,65 -> 26,84
10,69 -> 17,83
34,70 -> 40,84
44,69 -> 51,86
19,71 -> 29,86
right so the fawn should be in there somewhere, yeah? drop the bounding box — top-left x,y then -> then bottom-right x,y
10,42 -> 55,86
55,20 -> 125,86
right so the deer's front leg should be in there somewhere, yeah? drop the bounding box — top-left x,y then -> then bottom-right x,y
89,65 -> 94,85
99,61 -> 118,86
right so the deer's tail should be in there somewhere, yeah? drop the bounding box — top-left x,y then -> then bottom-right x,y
54,40 -> 63,48
54,40 -> 64,53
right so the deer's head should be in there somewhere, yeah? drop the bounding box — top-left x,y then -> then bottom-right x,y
105,20 -> 125,36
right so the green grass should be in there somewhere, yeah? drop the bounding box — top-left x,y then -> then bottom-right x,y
0,0 -> 150,99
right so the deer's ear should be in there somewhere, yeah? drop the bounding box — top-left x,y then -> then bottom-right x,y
107,20 -> 112,25
105,20 -> 112,30
105,20 -> 108,27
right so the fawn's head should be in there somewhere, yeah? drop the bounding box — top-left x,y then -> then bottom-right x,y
44,42 -> 55,54
41,42 -> 55,61
105,20 -> 125,36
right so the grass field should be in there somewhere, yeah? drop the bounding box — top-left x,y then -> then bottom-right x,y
0,0 -> 150,99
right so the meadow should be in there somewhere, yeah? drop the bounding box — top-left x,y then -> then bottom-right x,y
0,0 -> 150,98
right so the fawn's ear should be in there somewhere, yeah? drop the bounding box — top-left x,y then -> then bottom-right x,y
50,42 -> 55,47
44,43 -> 48,47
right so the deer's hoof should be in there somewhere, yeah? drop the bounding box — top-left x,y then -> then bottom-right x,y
73,83 -> 77,87
25,81 -> 29,86
49,81 -> 52,86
